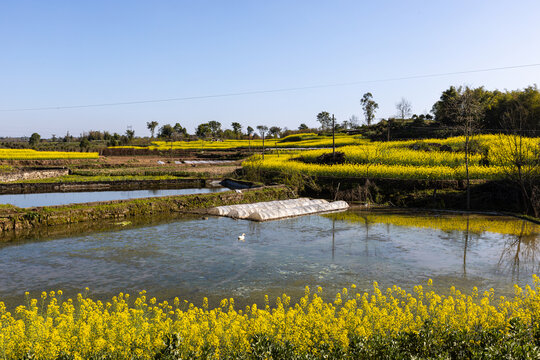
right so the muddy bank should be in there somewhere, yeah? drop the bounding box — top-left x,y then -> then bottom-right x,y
0,185 -> 295,234
0,168 -> 69,183
0,178 -> 212,194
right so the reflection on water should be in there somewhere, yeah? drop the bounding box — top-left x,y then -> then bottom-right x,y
497,221 -> 540,281
0,187 -> 227,208
324,210 -> 540,283
323,210 -> 540,236
0,208 -> 538,308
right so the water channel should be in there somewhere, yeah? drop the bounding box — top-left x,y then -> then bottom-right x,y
0,187 -> 227,208
1,208 -> 538,308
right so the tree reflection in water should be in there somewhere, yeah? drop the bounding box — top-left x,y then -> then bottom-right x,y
497,220 -> 540,282
324,209 -> 540,282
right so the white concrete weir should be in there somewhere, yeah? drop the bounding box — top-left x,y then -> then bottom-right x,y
208,198 -> 349,221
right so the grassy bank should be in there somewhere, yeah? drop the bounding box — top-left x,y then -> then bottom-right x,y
2,279 -> 540,359
0,186 -> 295,233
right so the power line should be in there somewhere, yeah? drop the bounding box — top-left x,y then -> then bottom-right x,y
1,63 -> 540,112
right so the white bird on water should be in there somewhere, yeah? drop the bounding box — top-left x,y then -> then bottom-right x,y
238,233 -> 245,241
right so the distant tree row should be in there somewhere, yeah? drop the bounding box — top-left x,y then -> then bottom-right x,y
314,85 -> 539,135
144,121 -> 287,141
23,85 -> 539,149
432,85 -> 540,131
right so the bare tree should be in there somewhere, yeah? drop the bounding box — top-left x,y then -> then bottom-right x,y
449,87 -> 483,210
342,115 -> 359,130
396,98 -> 412,119
495,99 -> 540,217
256,125 -> 268,160
348,115 -> 359,129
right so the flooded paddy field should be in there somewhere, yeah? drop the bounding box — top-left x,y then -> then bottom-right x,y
1,208 -> 538,309
0,187 -> 227,208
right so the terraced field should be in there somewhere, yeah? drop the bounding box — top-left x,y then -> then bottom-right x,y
243,134 -> 540,181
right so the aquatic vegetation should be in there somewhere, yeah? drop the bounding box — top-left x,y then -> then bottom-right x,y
0,149 -> 98,160
324,211 -> 540,236
243,134 -> 540,181
1,278 -> 540,359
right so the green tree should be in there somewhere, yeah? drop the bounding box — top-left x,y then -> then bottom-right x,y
79,137 -> 90,151
360,92 -> 378,126
146,121 -> 158,138
222,129 -> 235,139
432,86 -> 460,126
231,122 -> 242,138
316,111 -> 332,131
298,123 -> 309,131
269,126 -> 282,138
484,85 -> 540,131
196,123 -> 212,139
207,121 -> 222,138
158,124 -> 174,139
432,86 -> 496,128
29,133 -> 41,147
173,123 -> 188,138
125,129 -> 135,141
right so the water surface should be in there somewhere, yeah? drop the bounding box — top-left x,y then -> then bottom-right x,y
0,209 -> 538,308
0,187 -> 227,208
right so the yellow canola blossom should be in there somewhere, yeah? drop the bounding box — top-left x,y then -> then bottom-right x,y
300,145 -> 484,167
1,278 -> 540,358
0,149 -> 98,160
111,134 -> 365,151
244,154 -> 503,180
243,134 -> 540,180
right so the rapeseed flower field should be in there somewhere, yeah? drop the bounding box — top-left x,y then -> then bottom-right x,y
2,279 -> 540,358
0,149 -> 98,160
243,134 -> 540,181
111,133 -> 365,151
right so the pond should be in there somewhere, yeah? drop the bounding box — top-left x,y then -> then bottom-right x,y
0,209 -> 538,308
0,187 -> 228,208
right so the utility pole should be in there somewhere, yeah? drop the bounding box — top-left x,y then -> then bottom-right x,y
332,114 -> 335,158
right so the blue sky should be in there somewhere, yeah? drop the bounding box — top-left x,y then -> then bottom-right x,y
1,0 -> 539,138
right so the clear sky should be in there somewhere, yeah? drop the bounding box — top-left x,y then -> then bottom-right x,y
1,0 -> 539,138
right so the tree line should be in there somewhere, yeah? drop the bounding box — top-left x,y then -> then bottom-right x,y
18,84 -> 540,149
316,85 -> 539,134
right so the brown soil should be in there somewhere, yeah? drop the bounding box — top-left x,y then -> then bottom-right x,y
1,156 -> 243,177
